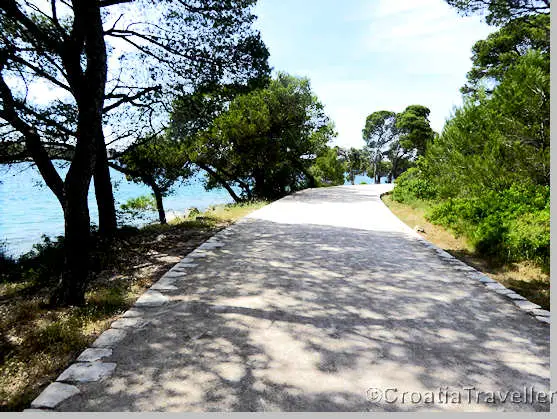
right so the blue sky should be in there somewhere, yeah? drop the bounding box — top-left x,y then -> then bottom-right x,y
253,0 -> 495,148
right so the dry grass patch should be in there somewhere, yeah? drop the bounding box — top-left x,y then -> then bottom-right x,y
382,193 -> 549,310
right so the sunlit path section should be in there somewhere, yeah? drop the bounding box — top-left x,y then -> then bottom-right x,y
54,185 -> 549,412
249,184 -> 398,231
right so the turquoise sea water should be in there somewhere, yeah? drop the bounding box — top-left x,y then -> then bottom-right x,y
0,164 -> 388,256
0,163 -> 235,256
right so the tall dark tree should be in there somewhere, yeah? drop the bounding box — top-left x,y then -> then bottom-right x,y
396,105 -> 435,158
0,0 -> 109,305
0,0 -> 269,305
362,111 -> 398,183
362,106 -> 434,182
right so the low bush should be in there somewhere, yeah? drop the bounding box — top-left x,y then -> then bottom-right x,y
392,167 -> 438,203
0,241 -> 17,282
427,183 -> 549,269
9,236 -> 66,286
118,195 -> 158,224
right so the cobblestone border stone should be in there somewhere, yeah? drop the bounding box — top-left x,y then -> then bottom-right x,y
379,192 -> 550,326
26,221 -> 237,411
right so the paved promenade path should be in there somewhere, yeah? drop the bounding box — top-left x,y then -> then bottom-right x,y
50,185 -> 548,412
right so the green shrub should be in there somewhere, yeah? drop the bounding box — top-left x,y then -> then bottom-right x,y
427,183 -> 549,268
0,241 -> 17,282
506,210 -> 549,267
16,236 -> 65,285
119,195 -> 158,224
186,207 -> 201,218
392,167 -> 438,203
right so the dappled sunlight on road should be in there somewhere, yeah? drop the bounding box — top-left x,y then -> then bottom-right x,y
57,185 -> 549,412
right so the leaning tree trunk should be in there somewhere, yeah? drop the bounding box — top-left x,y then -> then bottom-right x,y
151,183 -> 167,224
197,163 -> 243,203
94,137 -> 117,237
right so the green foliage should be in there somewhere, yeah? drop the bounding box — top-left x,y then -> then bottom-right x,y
396,105 -> 435,157
362,111 -> 397,182
186,207 -> 201,218
16,236 -> 66,286
309,147 -> 346,187
120,195 -> 158,212
445,0 -> 550,27
427,184 -> 549,268
119,136 -> 193,197
362,105 -> 434,182
117,135 -> 194,223
119,195 -> 158,224
340,147 -> 365,184
0,241 -> 16,282
463,14 -> 549,95
425,50 -> 549,197
172,73 -> 336,201
391,16 -> 549,271
490,50 -> 549,181
392,167 -> 438,203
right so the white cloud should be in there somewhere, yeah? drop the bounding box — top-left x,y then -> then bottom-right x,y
254,0 -> 496,148
363,0 -> 493,74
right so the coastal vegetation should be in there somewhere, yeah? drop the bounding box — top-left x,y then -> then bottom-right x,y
170,73 -> 339,201
0,1 -> 346,305
384,0 -> 550,306
0,0 -> 270,305
0,0 -> 550,411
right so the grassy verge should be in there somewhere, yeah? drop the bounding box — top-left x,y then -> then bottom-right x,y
382,193 -> 549,310
0,201 -> 266,411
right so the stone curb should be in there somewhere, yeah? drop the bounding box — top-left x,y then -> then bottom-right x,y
26,218 -> 240,411
379,192 -> 550,326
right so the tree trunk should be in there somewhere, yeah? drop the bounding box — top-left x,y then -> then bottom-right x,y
50,0 -> 108,306
391,158 -> 399,182
51,178 -> 92,306
151,184 -> 167,224
253,168 -> 265,198
197,163 -> 243,203
94,139 -> 117,237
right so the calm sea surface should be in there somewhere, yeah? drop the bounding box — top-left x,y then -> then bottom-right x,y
0,163 -> 234,256
0,163 -> 383,256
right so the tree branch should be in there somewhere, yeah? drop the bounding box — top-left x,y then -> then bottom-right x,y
103,85 -> 161,113
1,0 -> 63,53
99,0 -> 134,7
0,58 -> 65,204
